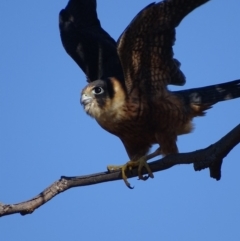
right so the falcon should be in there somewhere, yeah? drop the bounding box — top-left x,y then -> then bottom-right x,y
59,0 -> 240,188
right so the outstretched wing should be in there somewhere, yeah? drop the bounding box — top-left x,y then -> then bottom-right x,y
59,0 -> 123,82
117,0 -> 209,94
174,79 -> 240,106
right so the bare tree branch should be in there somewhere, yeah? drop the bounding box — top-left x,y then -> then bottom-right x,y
0,124 -> 239,218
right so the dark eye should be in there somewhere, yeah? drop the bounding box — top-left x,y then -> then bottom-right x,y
92,86 -> 104,95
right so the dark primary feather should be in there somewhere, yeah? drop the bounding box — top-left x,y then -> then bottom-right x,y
59,0 -> 124,83
117,0 -> 209,94
174,79 -> 240,106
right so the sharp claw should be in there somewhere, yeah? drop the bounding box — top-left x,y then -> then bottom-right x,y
125,181 -> 134,189
137,157 -> 154,181
144,175 -> 150,180
138,175 -> 150,181
122,164 -> 135,189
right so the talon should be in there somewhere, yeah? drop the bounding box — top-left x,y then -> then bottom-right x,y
121,163 -> 134,189
137,157 -> 154,181
107,148 -> 160,187
138,175 -> 150,181
107,156 -> 154,188
124,179 -> 134,189
107,163 -> 134,188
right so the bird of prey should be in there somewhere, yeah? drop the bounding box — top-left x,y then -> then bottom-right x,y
59,0 -> 240,188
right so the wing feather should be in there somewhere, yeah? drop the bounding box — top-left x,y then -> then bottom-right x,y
117,0 -> 209,94
59,0 -> 123,82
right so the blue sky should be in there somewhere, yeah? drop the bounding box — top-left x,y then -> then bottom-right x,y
1,0 -> 240,240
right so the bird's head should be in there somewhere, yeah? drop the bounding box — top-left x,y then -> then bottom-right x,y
81,78 -> 115,119
80,77 -> 126,121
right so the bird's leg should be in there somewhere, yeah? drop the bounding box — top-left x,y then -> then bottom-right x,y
107,148 -> 162,188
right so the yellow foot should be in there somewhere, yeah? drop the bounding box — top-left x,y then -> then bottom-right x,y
107,157 -> 154,189
137,157 -> 154,181
107,163 -> 133,189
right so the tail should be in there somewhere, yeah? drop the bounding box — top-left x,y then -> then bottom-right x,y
173,79 -> 240,116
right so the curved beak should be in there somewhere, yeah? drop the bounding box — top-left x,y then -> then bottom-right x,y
81,94 -> 92,106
